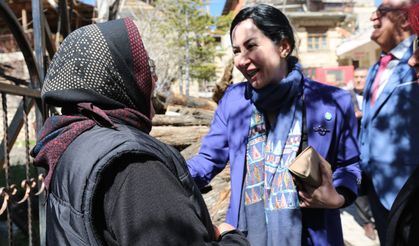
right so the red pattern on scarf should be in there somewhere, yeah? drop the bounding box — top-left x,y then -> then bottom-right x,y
34,102 -> 152,188
124,18 -> 153,119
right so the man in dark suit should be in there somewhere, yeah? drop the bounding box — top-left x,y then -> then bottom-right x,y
359,0 -> 419,243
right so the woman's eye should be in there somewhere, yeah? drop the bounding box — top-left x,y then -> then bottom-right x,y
246,43 -> 256,50
232,49 -> 240,55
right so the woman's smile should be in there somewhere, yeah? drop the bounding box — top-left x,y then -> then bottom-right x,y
231,19 -> 288,89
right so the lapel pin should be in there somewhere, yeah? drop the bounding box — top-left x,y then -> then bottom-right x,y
313,125 -> 330,136
324,112 -> 332,121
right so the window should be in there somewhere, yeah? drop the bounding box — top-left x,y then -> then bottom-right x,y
307,32 -> 327,50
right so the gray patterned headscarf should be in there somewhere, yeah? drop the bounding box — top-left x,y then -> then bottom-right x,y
31,18 -> 154,188
42,18 -> 153,120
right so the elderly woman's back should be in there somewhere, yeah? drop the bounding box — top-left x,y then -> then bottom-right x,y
31,18 -> 249,246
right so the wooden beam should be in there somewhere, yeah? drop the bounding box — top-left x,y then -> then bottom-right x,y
0,1 -> 41,89
152,114 -> 211,126
0,83 -> 41,98
59,0 -> 70,38
150,126 -> 209,151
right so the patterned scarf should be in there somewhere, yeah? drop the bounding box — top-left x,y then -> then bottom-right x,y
31,18 -> 154,189
239,64 -> 304,246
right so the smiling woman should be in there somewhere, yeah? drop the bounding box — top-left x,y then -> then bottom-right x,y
187,4 -> 362,246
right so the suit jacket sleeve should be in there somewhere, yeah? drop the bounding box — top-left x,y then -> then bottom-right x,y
187,88 -> 232,189
332,92 -> 361,202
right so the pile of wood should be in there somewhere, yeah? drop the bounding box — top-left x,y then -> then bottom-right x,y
150,93 -> 231,224
150,102 -> 213,151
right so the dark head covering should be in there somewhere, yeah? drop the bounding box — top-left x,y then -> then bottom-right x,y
31,18 -> 154,188
42,18 -> 153,120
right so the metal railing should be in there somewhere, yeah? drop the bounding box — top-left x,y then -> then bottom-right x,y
0,84 -> 44,246
0,0 -> 117,244
1,0 -> 49,245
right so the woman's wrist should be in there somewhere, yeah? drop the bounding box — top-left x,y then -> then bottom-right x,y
218,229 -> 243,241
215,223 -> 237,240
335,186 -> 356,208
333,194 -> 345,208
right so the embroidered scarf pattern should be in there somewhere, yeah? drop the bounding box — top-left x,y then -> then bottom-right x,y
239,64 -> 304,246
244,106 -> 301,209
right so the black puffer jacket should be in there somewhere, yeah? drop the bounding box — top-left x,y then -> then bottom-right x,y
46,123 -> 247,245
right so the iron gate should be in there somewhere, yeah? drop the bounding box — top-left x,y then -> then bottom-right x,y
0,0 -> 99,244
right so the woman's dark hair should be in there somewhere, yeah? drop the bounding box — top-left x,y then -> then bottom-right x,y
230,4 -> 296,57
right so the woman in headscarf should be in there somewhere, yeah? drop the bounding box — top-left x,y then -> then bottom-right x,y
187,4 -> 361,246
31,18 -> 249,246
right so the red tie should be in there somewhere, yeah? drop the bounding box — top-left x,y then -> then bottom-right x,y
370,54 -> 393,106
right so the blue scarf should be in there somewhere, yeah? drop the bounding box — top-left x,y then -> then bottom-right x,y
245,63 -> 303,112
239,64 -> 304,246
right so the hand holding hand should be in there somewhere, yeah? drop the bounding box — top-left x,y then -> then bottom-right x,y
214,223 -> 236,240
298,157 -> 345,209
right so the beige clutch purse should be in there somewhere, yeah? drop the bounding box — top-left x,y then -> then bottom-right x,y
288,146 -> 330,188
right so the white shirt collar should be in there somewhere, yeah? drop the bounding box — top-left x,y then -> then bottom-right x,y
386,35 -> 416,60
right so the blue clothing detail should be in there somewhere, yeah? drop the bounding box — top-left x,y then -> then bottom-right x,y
245,64 -> 303,112
239,100 -> 303,246
243,109 -> 266,206
187,78 -> 361,246
32,127 -> 63,154
360,40 -> 419,210
240,201 -> 302,246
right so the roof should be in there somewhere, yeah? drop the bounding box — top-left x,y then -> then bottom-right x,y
336,28 -> 375,56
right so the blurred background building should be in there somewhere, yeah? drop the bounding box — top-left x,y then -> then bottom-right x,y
220,0 -> 380,88
0,0 -> 382,96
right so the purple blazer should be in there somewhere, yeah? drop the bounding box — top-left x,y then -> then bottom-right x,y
187,79 -> 361,245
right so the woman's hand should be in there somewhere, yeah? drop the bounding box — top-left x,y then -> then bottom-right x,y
298,157 -> 345,209
355,109 -> 363,119
214,223 -> 236,240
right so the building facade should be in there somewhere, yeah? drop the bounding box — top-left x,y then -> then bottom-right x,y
221,0 -> 378,87
336,0 -> 380,70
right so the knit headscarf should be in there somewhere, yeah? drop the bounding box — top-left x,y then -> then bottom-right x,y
31,18 -> 154,189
